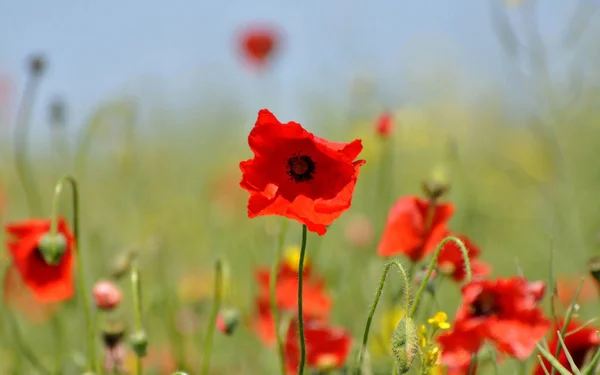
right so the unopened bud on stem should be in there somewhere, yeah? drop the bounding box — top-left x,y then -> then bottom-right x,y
391,317 -> 418,374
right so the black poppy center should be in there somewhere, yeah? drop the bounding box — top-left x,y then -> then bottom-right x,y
471,291 -> 498,317
286,153 -> 316,183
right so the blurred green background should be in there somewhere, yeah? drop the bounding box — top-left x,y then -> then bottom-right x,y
2,0 -> 600,374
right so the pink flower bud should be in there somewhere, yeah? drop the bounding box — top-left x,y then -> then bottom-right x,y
93,280 -> 122,311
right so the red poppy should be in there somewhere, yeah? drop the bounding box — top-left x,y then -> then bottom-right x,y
556,275 -> 598,306
3,264 -> 59,324
437,324 -> 482,374
240,109 -> 365,235
436,233 -> 491,282
533,320 -> 600,375
238,25 -> 280,70
284,318 -> 352,374
253,263 -> 331,345
443,277 -> 549,361
375,111 -> 393,137
377,196 -> 454,261
5,218 -> 75,302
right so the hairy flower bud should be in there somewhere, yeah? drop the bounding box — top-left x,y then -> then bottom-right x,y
391,317 -> 418,374
37,233 -> 68,265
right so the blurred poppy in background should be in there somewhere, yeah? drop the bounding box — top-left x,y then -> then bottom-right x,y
237,24 -> 282,72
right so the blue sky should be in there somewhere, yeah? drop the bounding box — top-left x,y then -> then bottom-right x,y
0,0 -> 583,133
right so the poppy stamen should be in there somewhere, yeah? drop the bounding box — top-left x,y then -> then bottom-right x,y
286,153 -> 316,182
471,291 -> 498,317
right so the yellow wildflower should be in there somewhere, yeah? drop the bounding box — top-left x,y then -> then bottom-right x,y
424,346 -> 441,368
283,245 -> 308,272
418,324 -> 428,349
428,312 -> 451,330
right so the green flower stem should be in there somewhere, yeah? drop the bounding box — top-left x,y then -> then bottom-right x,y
536,343 -> 573,375
551,276 -> 585,375
157,245 -> 187,370
49,176 -> 98,373
51,315 -> 64,375
355,260 -> 411,375
556,331 -> 581,374
271,219 -> 289,375
14,67 -> 44,216
200,258 -> 223,375
130,259 -> 144,375
582,335 -> 600,375
296,225 -> 308,375
410,236 -> 472,318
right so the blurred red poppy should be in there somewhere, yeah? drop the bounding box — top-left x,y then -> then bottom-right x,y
375,111 -> 393,137
238,25 -> 280,71
556,275 -> 598,306
533,319 -> 600,375
438,277 -> 549,370
5,218 -> 75,302
436,233 -> 491,282
437,324 -> 482,375
284,318 -> 352,374
240,109 -> 365,235
377,196 -> 454,261
3,264 -> 59,323
253,264 -> 331,345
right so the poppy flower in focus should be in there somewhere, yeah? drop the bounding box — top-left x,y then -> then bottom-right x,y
556,275 -> 598,306
442,277 -> 549,362
3,264 -> 59,324
284,318 -> 352,374
238,25 -> 281,71
436,233 -> 491,282
533,319 -> 600,375
375,111 -> 393,137
377,196 -> 454,262
5,218 -> 75,302
240,109 -> 365,235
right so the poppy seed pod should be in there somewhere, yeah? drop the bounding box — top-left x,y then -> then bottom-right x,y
216,308 -> 240,336
391,317 -> 418,374
37,232 -> 68,265
28,54 -> 46,77
422,165 -> 451,201
129,330 -> 148,357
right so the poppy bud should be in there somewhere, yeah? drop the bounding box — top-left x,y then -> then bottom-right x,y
37,232 -> 68,265
391,317 -> 418,374
216,308 -> 240,336
110,251 -> 136,280
28,54 -> 46,77
588,256 -> 600,285
129,330 -> 148,357
93,280 -> 122,311
421,166 -> 450,200
102,319 -> 126,349
375,112 -> 393,138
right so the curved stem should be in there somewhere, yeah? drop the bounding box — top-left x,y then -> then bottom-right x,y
49,175 -> 98,372
14,73 -> 43,216
297,225 -> 308,375
271,219 -> 289,375
200,258 -> 223,375
131,259 -> 144,375
355,260 -> 411,375
410,236 -> 472,318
